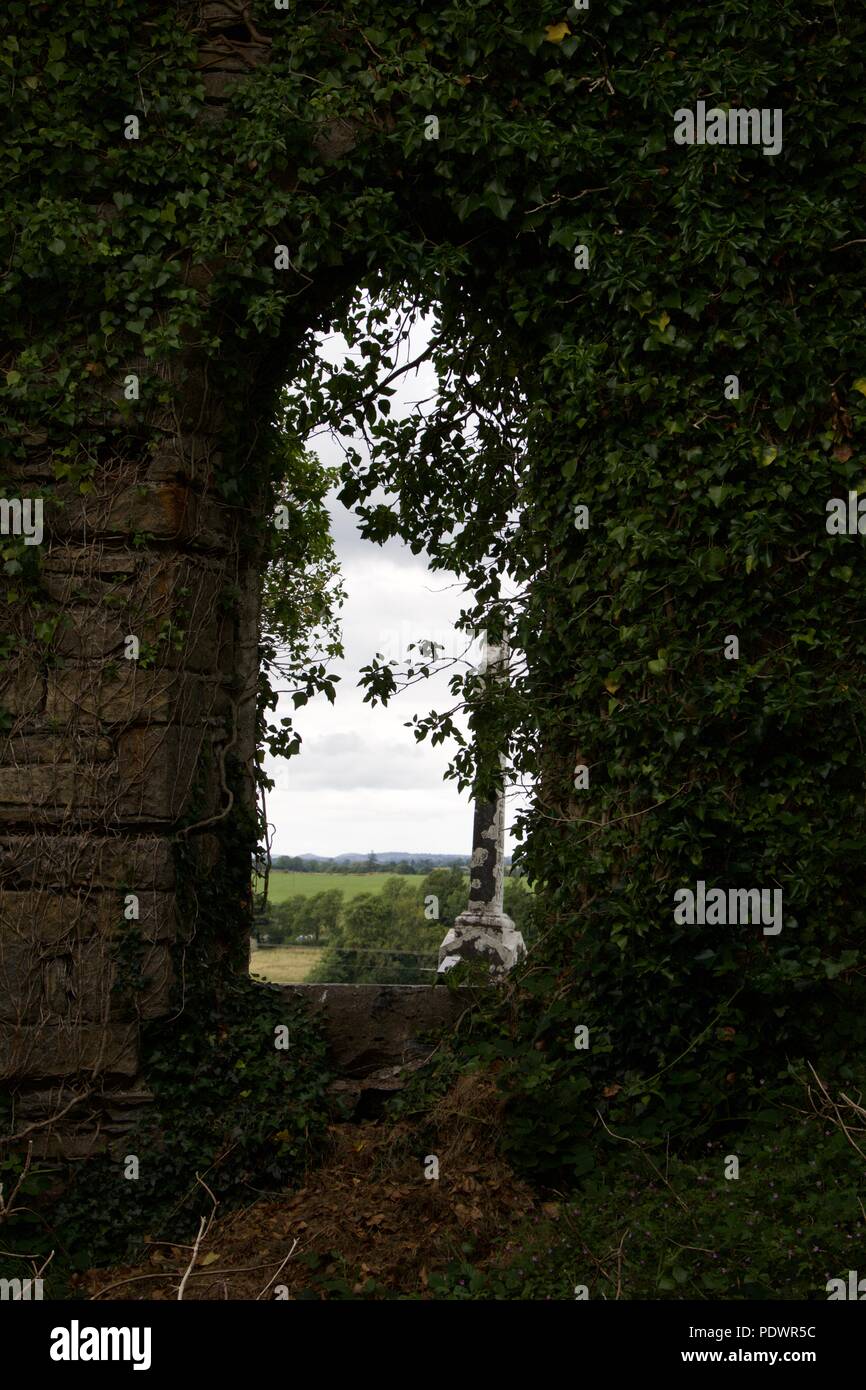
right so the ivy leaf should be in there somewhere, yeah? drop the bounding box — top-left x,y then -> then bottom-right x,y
640,132 -> 668,157
483,182 -> 515,220
453,193 -> 480,221
754,444 -> 778,467
823,951 -> 858,979
544,22 -> 571,42
853,377 -> 866,397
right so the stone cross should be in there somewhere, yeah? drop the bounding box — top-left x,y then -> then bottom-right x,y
437,636 -> 526,979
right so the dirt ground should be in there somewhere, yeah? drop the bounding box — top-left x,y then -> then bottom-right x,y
77,1073 -> 538,1300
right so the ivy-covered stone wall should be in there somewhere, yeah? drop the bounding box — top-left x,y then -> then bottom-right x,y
3,0 -> 866,1178
1,1 -> 282,1152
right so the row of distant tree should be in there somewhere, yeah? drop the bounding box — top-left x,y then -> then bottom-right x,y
253,868 -> 534,984
269,854 -> 471,876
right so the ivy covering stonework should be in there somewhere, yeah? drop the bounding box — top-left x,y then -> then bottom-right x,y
2,0 -> 866,1297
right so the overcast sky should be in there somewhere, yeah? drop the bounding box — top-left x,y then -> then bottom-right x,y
263,323 -> 498,859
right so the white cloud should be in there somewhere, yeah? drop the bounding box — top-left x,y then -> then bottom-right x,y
264,494 -> 477,855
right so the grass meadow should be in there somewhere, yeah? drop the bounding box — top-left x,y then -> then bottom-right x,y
252,871 -> 428,983
260,870 -> 427,902
249,943 -> 324,984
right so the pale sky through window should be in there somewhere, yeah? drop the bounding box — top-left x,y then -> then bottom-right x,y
264,318 -> 522,860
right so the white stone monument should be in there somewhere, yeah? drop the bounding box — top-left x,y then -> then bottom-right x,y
437,636 -> 526,979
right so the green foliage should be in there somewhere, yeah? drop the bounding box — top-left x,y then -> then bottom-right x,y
68,982 -> 330,1271
0,815 -> 335,1294
426,1114 -> 866,1301
292,0 -> 866,1143
263,888 -> 343,943
307,874 -> 441,983
5,0 -> 866,1275
259,437 -> 345,769
504,877 -> 534,939
420,866 -> 466,927
0,972 -> 335,1291
296,867 -> 533,982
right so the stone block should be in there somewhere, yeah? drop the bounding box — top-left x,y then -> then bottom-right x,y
117,725 -> 212,820
0,660 -> 44,717
45,667 -> 179,725
54,609 -> 127,659
0,764 -> 112,820
0,835 -> 176,891
15,1083 -> 154,1158
71,938 -> 175,1022
0,734 -> 114,765
275,982 -> 466,1076
438,912 -> 526,979
138,556 -> 233,673
39,547 -> 233,674
45,666 -> 230,728
0,890 -> 177,944
30,1130 -> 108,1160
52,484 -> 234,552
0,941 -> 42,1023
40,543 -> 137,604
0,1022 -> 139,1080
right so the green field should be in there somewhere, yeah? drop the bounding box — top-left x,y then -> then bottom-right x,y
260,870 -> 427,903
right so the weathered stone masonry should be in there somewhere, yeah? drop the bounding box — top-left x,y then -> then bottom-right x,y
0,368 -> 258,1154
0,5 -> 274,1156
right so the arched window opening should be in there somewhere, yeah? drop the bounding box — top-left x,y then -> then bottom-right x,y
250,297 -> 531,989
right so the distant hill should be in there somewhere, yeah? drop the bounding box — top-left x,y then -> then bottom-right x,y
298,851 -> 471,865
269,851 -> 514,872
267,850 -> 515,876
